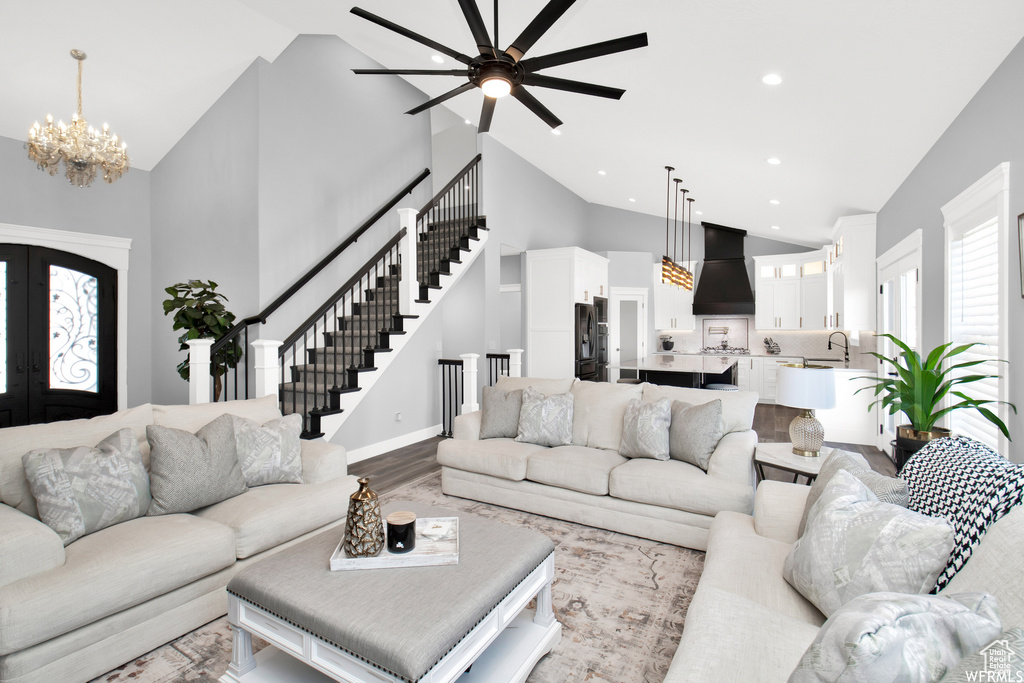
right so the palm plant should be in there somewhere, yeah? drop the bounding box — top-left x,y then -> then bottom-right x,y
856,333 -> 1016,440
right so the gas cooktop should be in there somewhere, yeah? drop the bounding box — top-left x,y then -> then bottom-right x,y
698,346 -> 751,355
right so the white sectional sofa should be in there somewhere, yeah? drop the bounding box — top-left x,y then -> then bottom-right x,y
0,395 -> 358,683
437,377 -> 759,551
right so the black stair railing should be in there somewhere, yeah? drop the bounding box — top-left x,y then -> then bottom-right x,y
416,154 -> 483,298
438,358 -> 464,438
486,353 -> 510,386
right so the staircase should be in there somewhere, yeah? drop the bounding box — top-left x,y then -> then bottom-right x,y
205,155 -> 486,441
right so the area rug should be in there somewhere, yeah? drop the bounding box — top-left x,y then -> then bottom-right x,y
93,472 -> 704,683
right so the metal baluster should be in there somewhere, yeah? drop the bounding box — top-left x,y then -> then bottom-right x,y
332,301 -> 338,391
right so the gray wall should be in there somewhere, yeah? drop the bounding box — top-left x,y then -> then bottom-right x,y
0,135 -> 153,407
876,35 -> 1024,461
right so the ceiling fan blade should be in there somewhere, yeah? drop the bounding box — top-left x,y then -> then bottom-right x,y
511,86 -> 563,129
521,73 -> 625,100
353,69 -> 471,76
478,97 -> 496,133
351,7 -> 474,65
505,0 -> 577,62
405,82 -> 477,116
457,0 -> 494,56
520,33 -> 649,72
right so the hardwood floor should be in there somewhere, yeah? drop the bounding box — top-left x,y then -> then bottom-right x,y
348,404 -> 894,492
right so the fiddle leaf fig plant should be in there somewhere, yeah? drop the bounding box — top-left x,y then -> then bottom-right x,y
162,280 -> 243,394
855,333 -> 1016,440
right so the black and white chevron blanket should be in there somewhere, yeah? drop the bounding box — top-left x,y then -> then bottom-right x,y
900,436 -> 1024,591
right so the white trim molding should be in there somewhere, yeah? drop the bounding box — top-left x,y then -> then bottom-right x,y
345,424 -> 443,465
0,222 -> 132,410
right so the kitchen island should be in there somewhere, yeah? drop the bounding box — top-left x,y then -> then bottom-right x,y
614,354 -> 738,388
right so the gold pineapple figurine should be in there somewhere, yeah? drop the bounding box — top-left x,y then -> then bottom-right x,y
343,477 -> 385,558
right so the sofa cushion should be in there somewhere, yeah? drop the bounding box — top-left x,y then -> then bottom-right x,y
193,475 -> 357,558
436,438 -> 546,482
151,394 -> 281,434
608,458 -> 754,516
669,399 -> 724,470
22,429 -> 151,545
641,383 -> 756,434
525,446 -> 627,496
494,376 -> 575,395
231,414 -> 303,487
0,404 -> 153,519
479,386 -> 522,439
0,504 -> 65,590
619,398 -> 671,460
799,447 -> 907,536
516,387 -> 573,447
0,513 -> 236,654
570,381 -> 643,450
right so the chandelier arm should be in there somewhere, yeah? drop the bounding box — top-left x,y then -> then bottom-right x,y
77,58 -> 83,117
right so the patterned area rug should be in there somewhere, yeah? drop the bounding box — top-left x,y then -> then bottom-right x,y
94,472 -> 704,683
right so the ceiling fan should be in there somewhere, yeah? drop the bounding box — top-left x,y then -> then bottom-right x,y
350,0 -> 648,132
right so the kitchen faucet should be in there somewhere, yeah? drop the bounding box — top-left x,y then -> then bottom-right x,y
827,331 -> 849,365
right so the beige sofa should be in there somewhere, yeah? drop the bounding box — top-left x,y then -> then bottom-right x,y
666,479 -> 1024,682
0,395 -> 358,683
437,377 -> 759,551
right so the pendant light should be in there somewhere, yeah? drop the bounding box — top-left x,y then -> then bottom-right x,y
679,187 -> 693,290
661,165 -> 675,285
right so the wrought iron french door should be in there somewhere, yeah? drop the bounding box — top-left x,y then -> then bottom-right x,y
0,244 -> 117,426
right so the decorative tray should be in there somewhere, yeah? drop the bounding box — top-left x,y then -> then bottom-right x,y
330,517 -> 459,571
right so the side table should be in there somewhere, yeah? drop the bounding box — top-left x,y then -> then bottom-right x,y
754,442 -> 824,485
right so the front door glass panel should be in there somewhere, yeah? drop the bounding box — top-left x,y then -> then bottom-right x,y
49,264 -> 99,393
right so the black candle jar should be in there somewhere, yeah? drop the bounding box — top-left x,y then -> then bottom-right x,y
386,511 -> 417,554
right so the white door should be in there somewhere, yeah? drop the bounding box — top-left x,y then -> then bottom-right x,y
609,287 -> 648,381
876,231 -> 923,453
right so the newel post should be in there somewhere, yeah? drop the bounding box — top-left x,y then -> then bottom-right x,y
251,340 -> 282,399
460,353 -> 480,413
397,208 -> 418,314
187,339 -> 213,405
508,349 -> 524,378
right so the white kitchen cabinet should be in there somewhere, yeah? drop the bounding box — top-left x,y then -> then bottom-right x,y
652,264 -> 695,330
828,214 -> 876,333
800,272 -> 828,330
575,250 -> 609,304
735,356 -> 763,396
755,279 -> 801,330
760,356 -> 803,403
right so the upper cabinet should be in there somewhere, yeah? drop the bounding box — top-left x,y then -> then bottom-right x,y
827,214 -> 876,332
575,251 -> 609,304
653,264 -> 695,330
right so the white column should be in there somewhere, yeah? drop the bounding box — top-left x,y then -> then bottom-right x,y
186,339 -> 213,405
251,339 -> 282,399
508,349 -> 524,378
460,353 -> 480,413
397,207 -> 418,314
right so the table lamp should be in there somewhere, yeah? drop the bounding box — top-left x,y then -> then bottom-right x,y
775,364 -> 836,456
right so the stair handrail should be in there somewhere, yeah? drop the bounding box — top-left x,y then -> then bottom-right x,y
418,153 -> 482,217
211,167 -> 430,356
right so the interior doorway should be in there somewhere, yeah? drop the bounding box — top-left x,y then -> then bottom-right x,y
609,287 -> 648,381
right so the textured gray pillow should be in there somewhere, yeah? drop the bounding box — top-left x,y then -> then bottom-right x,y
515,386 -> 573,447
669,400 -> 724,470
231,413 -> 303,487
784,469 -> 955,617
620,398 -> 671,460
790,592 -> 1001,683
798,448 -> 908,536
939,627 -> 1024,682
147,413 -> 248,515
22,429 -> 151,546
480,386 -> 523,439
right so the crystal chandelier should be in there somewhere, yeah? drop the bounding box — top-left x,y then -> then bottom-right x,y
27,50 -> 129,187
661,166 -> 694,290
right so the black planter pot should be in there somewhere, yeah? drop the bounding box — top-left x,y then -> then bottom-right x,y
894,425 -> 951,473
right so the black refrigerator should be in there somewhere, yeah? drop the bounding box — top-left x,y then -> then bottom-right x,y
575,303 -> 598,381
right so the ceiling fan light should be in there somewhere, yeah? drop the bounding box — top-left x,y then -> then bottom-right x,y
480,76 -> 512,98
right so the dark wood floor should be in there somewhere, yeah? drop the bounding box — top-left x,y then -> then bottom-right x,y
349,404 -> 893,492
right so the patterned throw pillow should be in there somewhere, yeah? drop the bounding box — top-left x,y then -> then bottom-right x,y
938,627 -> 1024,682
619,398 -> 671,460
900,436 -> 1024,592
669,399 -> 724,470
784,469 -> 954,617
22,429 -> 151,546
515,387 -> 573,447
147,413 -> 248,515
799,448 -> 908,537
231,414 -> 303,487
479,386 -> 523,439
790,592 -> 1001,683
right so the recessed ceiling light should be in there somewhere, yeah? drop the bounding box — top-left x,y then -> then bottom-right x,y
695,210 -> 703,216
464,119 -> 472,125
767,157 -> 781,165
769,199 -> 780,205
762,73 -> 782,86
431,55 -> 445,64
551,129 -> 561,135
628,198 -> 636,202
598,170 -> 607,176
771,225 -> 781,230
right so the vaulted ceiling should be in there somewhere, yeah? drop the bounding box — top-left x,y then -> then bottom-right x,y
3,1 -> 1024,244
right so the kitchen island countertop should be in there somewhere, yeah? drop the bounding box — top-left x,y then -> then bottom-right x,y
615,355 -> 738,374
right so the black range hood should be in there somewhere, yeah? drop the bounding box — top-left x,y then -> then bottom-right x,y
692,222 -> 755,316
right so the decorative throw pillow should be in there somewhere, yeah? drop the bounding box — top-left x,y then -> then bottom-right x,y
515,386 -> 573,447
479,386 -> 523,439
799,448 -> 908,537
900,436 -> 1024,592
22,429 -> 151,546
789,592 -> 1001,683
938,627 -> 1024,682
147,413 -> 248,515
231,414 -> 303,487
668,399 -> 724,470
784,469 -> 954,616
619,398 -> 671,460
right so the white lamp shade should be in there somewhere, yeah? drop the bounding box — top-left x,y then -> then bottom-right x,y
776,364 -> 836,410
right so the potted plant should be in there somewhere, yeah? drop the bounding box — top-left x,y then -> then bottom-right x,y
162,280 -> 243,401
856,333 -> 1016,470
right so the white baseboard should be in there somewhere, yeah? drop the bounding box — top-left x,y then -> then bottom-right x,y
345,424 -> 443,465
